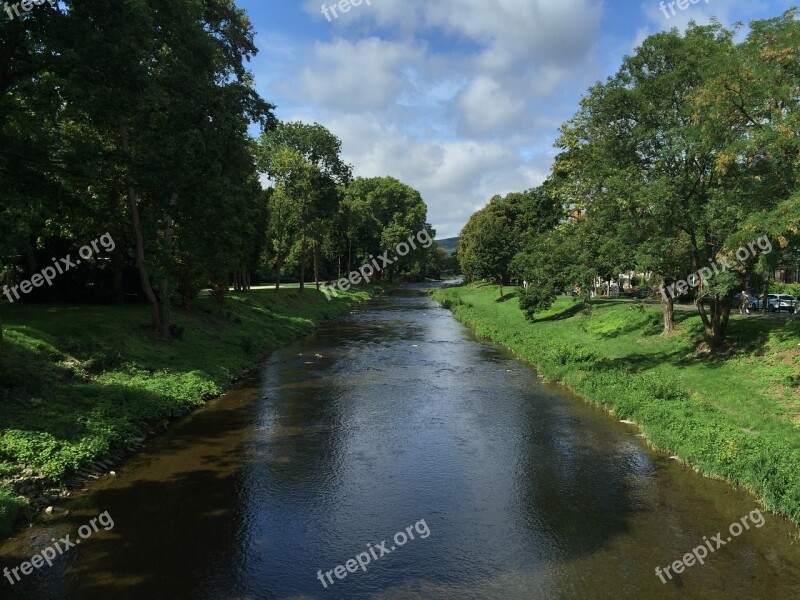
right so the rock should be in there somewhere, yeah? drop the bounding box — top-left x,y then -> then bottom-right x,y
110,471 -> 117,477
45,506 -> 53,515
619,419 -> 637,425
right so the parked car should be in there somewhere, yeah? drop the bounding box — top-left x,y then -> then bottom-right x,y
751,294 -> 797,313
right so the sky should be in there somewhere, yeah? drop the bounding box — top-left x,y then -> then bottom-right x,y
238,0 -> 794,239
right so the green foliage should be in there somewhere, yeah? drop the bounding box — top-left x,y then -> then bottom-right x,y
339,176 -> 435,279
772,282 -> 800,297
437,237 -> 459,255
517,283 -> 558,320
468,13 -> 800,350
542,341 -> 597,366
0,489 -> 26,538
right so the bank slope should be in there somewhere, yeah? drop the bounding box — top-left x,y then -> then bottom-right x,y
0,287 -> 378,536
433,284 -> 800,526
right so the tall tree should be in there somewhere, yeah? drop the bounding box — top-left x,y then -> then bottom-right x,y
556,24 -> 736,344
259,122 -> 351,291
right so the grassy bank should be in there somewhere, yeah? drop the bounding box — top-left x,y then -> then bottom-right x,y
432,284 -> 800,525
0,286 -> 378,536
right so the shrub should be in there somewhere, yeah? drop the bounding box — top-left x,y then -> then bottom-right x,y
544,342 -> 597,366
635,371 -> 689,402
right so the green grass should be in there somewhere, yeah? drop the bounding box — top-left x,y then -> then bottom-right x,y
0,286 -> 378,535
433,283 -> 800,525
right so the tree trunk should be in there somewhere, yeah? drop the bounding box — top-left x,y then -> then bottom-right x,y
313,237 -> 320,291
122,129 -> 161,332
299,218 -> 306,292
110,243 -> 125,305
158,191 -> 178,340
659,278 -> 676,334
159,277 -> 170,339
275,251 -> 282,290
177,263 -> 193,308
697,293 -> 732,350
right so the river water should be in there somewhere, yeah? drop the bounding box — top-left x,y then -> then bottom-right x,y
1,285 -> 799,599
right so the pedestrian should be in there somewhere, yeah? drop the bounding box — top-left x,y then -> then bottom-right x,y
739,289 -> 750,315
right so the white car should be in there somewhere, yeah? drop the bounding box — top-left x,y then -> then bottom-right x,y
751,294 -> 797,313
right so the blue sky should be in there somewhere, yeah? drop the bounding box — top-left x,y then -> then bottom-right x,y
238,0 -> 794,238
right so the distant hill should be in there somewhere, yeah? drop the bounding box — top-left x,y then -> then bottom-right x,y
437,237 -> 459,255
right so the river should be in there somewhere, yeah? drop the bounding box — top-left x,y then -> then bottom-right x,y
1,285 -> 799,599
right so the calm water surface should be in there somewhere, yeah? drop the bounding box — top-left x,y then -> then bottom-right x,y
2,285 -> 799,599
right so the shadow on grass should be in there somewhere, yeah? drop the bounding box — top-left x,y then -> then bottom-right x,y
533,301 -> 588,323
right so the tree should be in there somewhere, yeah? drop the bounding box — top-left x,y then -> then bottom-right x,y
58,0 -> 273,337
555,24 -> 738,345
340,177 -> 431,277
693,10 -> 800,317
458,207 -> 520,299
259,122 -> 351,291
266,149 -> 314,289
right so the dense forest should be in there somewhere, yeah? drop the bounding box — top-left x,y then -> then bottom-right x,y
0,1 -> 442,345
457,12 -> 800,350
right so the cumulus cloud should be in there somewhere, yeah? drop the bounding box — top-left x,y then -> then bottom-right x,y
257,1 -> 604,237
294,37 -> 425,111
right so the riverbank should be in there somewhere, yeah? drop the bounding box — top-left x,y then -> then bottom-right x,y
0,286 -> 379,536
432,284 -> 800,526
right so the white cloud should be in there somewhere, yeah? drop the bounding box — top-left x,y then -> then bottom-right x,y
266,0 -> 606,237
293,37 -> 425,111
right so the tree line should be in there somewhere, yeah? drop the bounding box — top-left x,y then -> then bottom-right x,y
0,1 -> 441,348
458,10 -> 800,350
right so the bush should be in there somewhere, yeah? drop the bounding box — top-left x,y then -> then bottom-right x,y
771,282 -> 800,297
635,371 -> 689,402
544,342 -> 597,365
441,297 -> 463,310
0,489 -> 27,537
